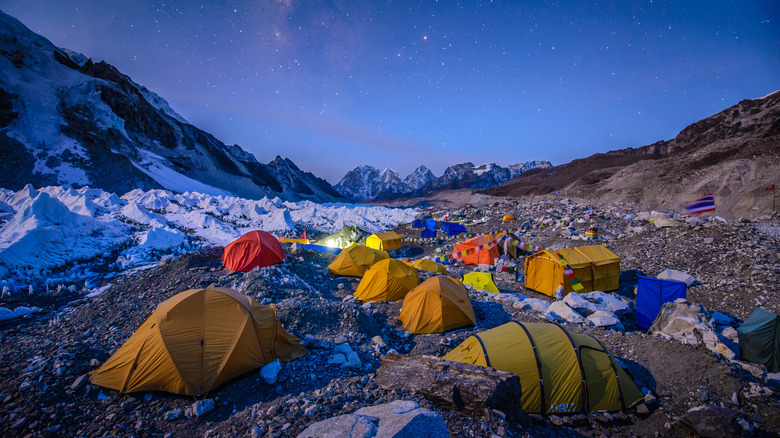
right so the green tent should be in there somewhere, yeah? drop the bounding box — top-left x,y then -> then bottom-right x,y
737,307 -> 779,373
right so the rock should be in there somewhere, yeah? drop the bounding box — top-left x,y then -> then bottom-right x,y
678,405 -> 748,438
697,390 -> 709,402
376,353 -> 526,422
163,409 -> 182,421
562,292 -> 600,314
653,218 -> 681,228
545,301 -> 585,324
720,326 -> 739,342
334,335 -> 348,344
372,335 -> 387,348
635,403 -> 650,414
581,291 -> 632,315
586,310 -> 621,328
260,360 -> 282,385
290,243 -> 302,255
345,351 -> 362,369
649,299 -> 736,359
657,269 -> 694,286
191,399 -> 215,417
89,358 -> 101,367
11,417 -> 25,428
354,400 -> 449,438
514,298 -> 550,313
329,353 -> 347,366
298,414 -> 378,438
18,380 -> 33,391
730,392 -> 739,406
549,415 -> 564,426
70,373 -> 89,391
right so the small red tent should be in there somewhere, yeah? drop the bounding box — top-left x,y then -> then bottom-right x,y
453,235 -> 499,265
223,231 -> 285,272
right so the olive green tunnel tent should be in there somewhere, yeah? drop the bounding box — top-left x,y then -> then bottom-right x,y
737,307 -> 779,373
443,321 -> 643,414
314,225 -> 363,249
88,287 -> 306,396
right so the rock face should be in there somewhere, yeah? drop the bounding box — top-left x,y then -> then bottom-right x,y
649,299 -> 736,360
678,405 -> 750,438
0,11 -> 344,202
375,354 -> 525,422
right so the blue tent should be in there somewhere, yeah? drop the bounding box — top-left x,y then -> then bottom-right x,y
425,219 -> 437,231
441,221 -> 467,237
421,229 -> 437,239
412,218 -> 424,228
636,276 -> 687,329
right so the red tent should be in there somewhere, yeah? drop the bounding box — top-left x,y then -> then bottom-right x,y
453,235 -> 499,265
223,231 -> 285,272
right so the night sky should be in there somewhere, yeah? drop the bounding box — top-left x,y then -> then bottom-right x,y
3,1 -> 779,183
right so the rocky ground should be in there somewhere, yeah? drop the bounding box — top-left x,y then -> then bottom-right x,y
1,194 -> 779,437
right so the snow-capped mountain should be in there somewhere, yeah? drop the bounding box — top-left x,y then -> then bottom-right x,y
335,161 -> 552,202
0,11 -> 344,202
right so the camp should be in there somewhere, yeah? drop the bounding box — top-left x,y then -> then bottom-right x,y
462,271 -> 499,293
443,321 -> 643,414
354,258 -> 420,302
502,214 -> 516,221
222,230 -> 285,272
398,276 -> 476,334
327,244 -> 389,277
737,307 -> 779,373
411,258 -> 448,274
412,218 -> 424,228
524,244 -> 620,296
366,231 -> 403,251
636,276 -> 687,329
314,225 -> 362,249
453,235 -> 499,265
441,221 -> 467,237
89,287 -> 306,395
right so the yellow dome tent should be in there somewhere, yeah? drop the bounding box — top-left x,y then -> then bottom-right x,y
524,244 -> 620,296
502,214 -> 516,221
399,277 -> 476,334
88,287 -> 306,396
411,258 -> 449,274
462,271 -> 500,293
354,258 -> 421,302
327,245 -> 389,277
443,321 -> 643,414
366,231 -> 403,251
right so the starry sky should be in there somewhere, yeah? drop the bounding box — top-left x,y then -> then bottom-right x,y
3,1 -> 779,184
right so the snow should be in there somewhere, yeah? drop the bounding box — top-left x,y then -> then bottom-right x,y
0,306 -> 41,321
130,150 -> 233,197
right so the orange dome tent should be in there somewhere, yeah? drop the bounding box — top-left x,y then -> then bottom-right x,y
354,258 -> 420,302
223,230 -> 285,272
453,235 -> 499,265
411,258 -> 449,274
327,244 -> 389,277
398,276 -> 476,334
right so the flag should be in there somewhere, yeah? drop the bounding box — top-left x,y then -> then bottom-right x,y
685,194 -> 715,214
766,184 -> 776,191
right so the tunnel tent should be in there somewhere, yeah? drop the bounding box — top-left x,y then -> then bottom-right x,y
524,244 -> 620,296
327,244 -> 389,277
398,276 -> 476,334
314,225 -> 362,249
222,230 -> 285,272
462,271 -> 500,293
354,258 -> 421,302
636,276 -> 687,329
88,287 -> 306,396
366,231 -> 403,251
737,307 -> 780,373
443,321 -> 643,414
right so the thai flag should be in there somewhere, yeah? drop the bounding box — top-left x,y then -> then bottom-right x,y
685,194 -> 715,214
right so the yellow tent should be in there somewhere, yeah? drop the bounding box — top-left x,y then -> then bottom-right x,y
443,321 -> 643,414
89,287 -> 306,395
524,244 -> 620,296
462,272 -> 500,293
366,231 -> 403,251
411,258 -> 449,274
327,245 -> 389,277
354,258 -> 420,302
502,214 -> 516,221
399,277 -> 476,334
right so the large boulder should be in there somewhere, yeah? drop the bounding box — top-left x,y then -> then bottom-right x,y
545,301 -> 585,324
677,405 -> 749,437
649,299 -> 736,360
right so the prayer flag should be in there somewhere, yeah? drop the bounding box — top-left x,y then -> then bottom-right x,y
685,194 -> 715,215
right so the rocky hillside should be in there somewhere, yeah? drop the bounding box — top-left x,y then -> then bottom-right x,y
0,11 -> 344,203
485,91 -> 780,219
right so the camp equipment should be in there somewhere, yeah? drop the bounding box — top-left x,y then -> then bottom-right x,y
462,272 -> 500,293
425,219 -> 437,231
327,244 -> 389,277
441,221 -> 467,237
366,231 -> 403,251
502,214 -> 516,221
399,277 -> 476,334
354,258 -> 420,302
636,276 -> 687,329
524,245 -> 620,296
453,235 -> 499,265
222,230 -> 285,272
411,258 -> 449,274
412,218 -> 424,228
737,307 -> 779,372
315,225 -> 362,249
443,321 -> 643,414
89,287 -> 306,395
421,228 -> 437,239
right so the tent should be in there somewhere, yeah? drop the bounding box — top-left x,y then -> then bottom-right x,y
399,276 -> 476,334
453,235 -> 499,266
636,276 -> 687,329
327,244 -> 389,277
441,221 -> 467,237
222,230 -> 285,272
412,218 -> 424,228
315,225 -> 362,249
502,214 -> 516,221
462,272 -> 500,293
497,232 -> 522,259
366,231 -> 403,251
354,258 -> 420,302
524,245 -> 620,296
89,287 -> 306,395
425,219 -> 437,231
411,258 -> 448,274
737,307 -> 780,373
443,321 -> 643,414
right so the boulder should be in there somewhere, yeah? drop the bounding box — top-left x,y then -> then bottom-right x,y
654,218 -> 681,228
514,298 -> 550,313
581,291 -> 633,315
260,360 -> 282,385
586,310 -> 622,329
657,269 -> 695,286
545,301 -> 585,324
649,299 -> 736,360
298,414 -> 378,438
677,405 -> 749,438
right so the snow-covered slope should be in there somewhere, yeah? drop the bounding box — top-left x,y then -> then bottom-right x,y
0,11 -> 344,203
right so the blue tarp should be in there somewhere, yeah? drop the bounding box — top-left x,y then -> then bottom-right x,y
441,221 -> 467,237
412,218 -> 424,228
421,229 -> 437,239
636,275 -> 687,329
425,219 -> 437,231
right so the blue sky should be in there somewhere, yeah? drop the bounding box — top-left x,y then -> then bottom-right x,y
3,1 -> 779,183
